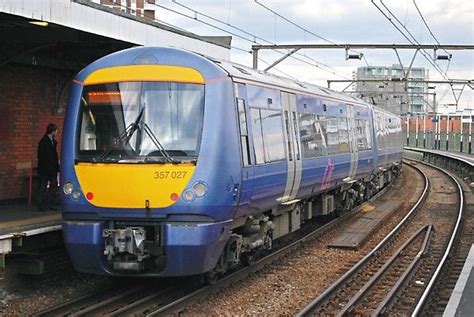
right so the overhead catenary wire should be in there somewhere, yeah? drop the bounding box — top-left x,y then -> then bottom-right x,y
170,0 -> 352,79
412,0 -> 452,75
412,0 -> 451,56
98,1 -> 299,80
373,0 -> 452,82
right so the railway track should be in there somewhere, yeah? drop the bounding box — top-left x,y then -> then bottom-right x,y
35,181 -> 396,316
298,160 -> 464,316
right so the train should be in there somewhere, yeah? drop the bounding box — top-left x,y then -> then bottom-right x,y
60,46 -> 403,280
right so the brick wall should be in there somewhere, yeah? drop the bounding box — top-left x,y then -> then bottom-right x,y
0,65 -> 71,202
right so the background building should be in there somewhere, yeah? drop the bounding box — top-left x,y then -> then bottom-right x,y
92,0 -> 157,19
354,65 -> 431,115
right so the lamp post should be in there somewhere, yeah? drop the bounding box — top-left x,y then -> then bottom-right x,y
406,113 -> 410,146
446,112 -> 451,151
458,110 -> 464,152
437,113 -> 442,149
423,113 -> 426,148
469,109 -> 473,154
415,114 -> 419,147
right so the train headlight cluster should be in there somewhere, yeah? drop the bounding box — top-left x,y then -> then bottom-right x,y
193,181 -> 208,197
181,181 -> 208,202
63,182 -> 82,200
63,182 -> 74,195
182,190 -> 196,202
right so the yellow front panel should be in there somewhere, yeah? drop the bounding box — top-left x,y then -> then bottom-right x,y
75,163 -> 196,208
83,65 -> 205,85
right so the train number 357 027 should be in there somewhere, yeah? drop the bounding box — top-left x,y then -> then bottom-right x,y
154,171 -> 188,179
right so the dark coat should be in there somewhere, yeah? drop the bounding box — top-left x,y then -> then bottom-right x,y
37,134 -> 59,177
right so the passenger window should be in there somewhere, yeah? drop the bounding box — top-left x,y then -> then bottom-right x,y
250,108 -> 286,164
326,117 -> 340,155
250,108 -> 265,164
260,109 -> 286,162
355,119 -> 372,151
299,113 -> 327,158
237,98 -> 251,166
338,117 -> 350,153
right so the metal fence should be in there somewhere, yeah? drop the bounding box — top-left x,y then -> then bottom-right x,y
405,131 -> 473,154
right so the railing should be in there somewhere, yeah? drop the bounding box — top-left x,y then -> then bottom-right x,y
404,147 -> 474,182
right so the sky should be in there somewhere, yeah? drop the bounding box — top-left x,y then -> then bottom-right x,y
152,0 -> 474,111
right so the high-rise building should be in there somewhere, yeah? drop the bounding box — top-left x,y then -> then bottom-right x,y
354,65 -> 430,115
92,0 -> 157,20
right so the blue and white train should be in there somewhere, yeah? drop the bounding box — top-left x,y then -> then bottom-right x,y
60,46 -> 403,279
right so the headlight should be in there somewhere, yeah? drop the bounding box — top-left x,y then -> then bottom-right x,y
193,181 -> 208,197
182,190 -> 196,202
72,190 -> 81,199
63,182 -> 74,195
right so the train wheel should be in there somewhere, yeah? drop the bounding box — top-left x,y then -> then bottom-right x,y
203,269 -> 219,285
242,252 -> 256,266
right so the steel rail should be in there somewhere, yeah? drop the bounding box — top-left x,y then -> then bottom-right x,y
298,162 -> 429,316
32,286 -> 121,317
338,224 -> 433,316
145,192 -> 387,316
411,160 -> 465,316
107,286 -> 176,316
374,222 -> 433,315
68,287 -> 144,317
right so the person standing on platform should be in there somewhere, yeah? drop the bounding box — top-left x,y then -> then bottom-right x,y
37,123 -> 60,211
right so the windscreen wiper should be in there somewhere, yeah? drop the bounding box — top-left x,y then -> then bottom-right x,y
142,123 -> 176,163
94,107 -> 145,162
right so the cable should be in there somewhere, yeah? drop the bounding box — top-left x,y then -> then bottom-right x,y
253,0 -> 363,54
412,0 -> 452,74
374,0 -> 451,81
412,0 -> 451,56
167,1 -> 352,79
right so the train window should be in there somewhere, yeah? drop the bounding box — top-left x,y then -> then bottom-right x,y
237,98 -> 251,166
376,112 -> 387,149
284,111 -> 293,162
355,119 -> 372,150
260,109 -> 286,162
250,108 -> 286,164
299,113 -> 327,158
250,108 -> 265,164
326,117 -> 339,155
292,112 -> 301,160
77,82 -> 205,161
237,99 -> 248,135
338,117 -> 350,153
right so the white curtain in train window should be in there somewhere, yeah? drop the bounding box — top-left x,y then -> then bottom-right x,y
299,113 -> 327,158
140,83 -> 204,155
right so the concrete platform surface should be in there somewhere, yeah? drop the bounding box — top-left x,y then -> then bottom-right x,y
0,204 -> 61,238
444,244 -> 474,317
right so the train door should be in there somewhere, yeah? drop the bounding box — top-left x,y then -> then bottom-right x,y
281,92 -> 302,202
347,104 -> 359,180
234,84 -> 254,217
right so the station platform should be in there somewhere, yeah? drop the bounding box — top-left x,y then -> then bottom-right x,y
405,147 -> 474,165
0,204 -> 61,238
444,244 -> 474,316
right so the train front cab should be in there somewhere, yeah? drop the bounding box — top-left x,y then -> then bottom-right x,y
61,48 -> 242,277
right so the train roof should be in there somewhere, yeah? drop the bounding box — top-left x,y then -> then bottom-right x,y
212,58 -> 362,103
210,57 -> 399,119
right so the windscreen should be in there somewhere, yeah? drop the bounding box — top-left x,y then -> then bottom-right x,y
77,82 -> 205,162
